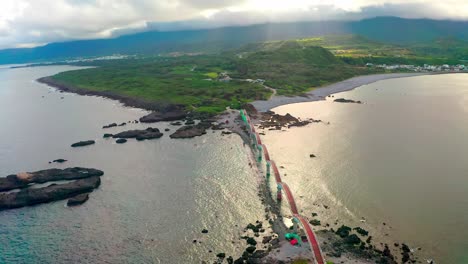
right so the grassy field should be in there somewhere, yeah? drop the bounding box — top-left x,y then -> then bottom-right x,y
52,56 -> 272,114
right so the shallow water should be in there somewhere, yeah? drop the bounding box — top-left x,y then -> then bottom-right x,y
0,66 -> 264,263
262,74 -> 468,263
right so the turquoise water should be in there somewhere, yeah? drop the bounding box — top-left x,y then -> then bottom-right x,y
263,74 -> 468,263
0,66 -> 264,263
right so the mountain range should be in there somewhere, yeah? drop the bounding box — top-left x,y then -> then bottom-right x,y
2,16 -> 468,65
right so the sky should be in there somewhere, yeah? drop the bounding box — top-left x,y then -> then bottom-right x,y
0,0 -> 468,49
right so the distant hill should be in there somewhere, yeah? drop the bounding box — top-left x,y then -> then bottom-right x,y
236,40 -> 378,95
1,17 -> 468,64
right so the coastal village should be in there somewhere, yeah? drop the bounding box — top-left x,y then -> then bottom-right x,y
366,63 -> 466,72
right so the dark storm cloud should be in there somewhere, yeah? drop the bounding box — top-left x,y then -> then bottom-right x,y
0,0 -> 467,49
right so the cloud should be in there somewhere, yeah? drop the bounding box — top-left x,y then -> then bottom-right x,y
0,0 -> 468,49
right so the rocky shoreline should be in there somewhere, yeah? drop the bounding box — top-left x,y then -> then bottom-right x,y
37,72 -> 429,263
224,105 -> 423,264
37,76 -> 186,112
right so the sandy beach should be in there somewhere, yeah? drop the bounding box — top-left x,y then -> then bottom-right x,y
251,73 -> 429,112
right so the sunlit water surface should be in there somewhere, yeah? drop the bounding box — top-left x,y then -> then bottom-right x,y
0,66 -> 264,263
262,74 -> 468,263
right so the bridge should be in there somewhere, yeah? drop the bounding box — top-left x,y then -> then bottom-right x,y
240,110 -> 325,264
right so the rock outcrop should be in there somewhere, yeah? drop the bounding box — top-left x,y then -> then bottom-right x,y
334,98 -> 362,104
0,176 -> 101,210
67,193 -> 90,206
169,124 -> 207,139
71,140 -> 95,147
116,138 -> 127,144
139,110 -> 186,123
0,167 -> 104,192
260,111 -> 319,129
103,123 -> 117,129
113,128 -> 163,141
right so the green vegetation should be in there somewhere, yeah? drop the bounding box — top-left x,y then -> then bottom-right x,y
52,56 -> 271,114
50,34 -> 467,114
235,40 -> 382,95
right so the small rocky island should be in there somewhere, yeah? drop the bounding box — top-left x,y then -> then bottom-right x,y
71,140 -> 95,147
169,120 -> 215,139
0,167 -> 104,210
112,127 -> 163,141
258,111 -> 321,130
334,98 -> 362,104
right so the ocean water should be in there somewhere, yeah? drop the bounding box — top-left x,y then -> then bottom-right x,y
262,74 -> 468,263
0,66 -> 264,263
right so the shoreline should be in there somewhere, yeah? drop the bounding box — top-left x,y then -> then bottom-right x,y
35,68 -> 426,263
251,72 -> 443,112
37,76 -> 180,112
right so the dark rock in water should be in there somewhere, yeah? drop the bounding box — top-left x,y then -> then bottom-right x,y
139,110 -> 186,123
402,251 -> 410,263
221,131 -> 233,135
118,122 -> 126,127
270,238 -> 279,246
67,193 -> 89,206
201,229 -> 208,234
336,225 -> 352,238
309,219 -> 321,226
245,246 -> 256,254
309,154 -> 316,158
382,244 -> 391,257
113,127 -> 163,141
185,119 -> 195,125
170,125 -> 207,139
102,123 -> 117,129
170,121 -> 182,126
354,227 -> 369,236
0,176 -> 101,210
260,112 -> 298,128
52,159 -> 67,163
233,258 -> 244,264
0,167 -> 104,192
71,140 -> 95,147
246,223 -> 260,233
334,98 -> 362,104
344,234 -> 361,245
246,237 -> 257,246
401,243 -> 410,253
116,139 -> 127,144
262,236 -> 272,244
288,120 -> 312,128
164,128 -> 170,131
250,250 -> 268,259
103,133 -> 113,138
